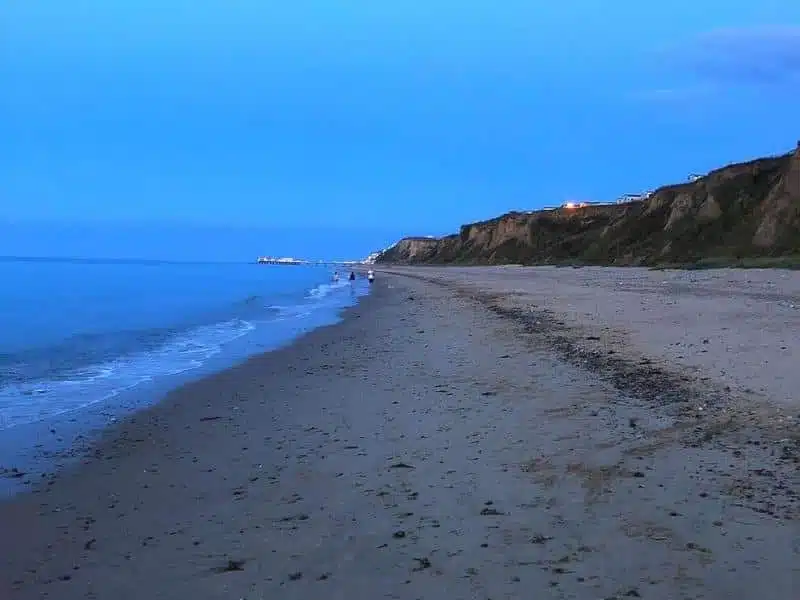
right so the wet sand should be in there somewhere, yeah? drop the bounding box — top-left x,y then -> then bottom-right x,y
1,271 -> 797,599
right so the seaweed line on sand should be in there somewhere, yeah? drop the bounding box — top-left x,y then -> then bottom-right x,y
384,270 -> 799,520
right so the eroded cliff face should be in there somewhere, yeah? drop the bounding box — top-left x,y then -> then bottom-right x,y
378,145 -> 800,266
377,237 -> 443,263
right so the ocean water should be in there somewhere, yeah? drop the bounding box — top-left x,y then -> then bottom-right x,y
0,257 -> 368,489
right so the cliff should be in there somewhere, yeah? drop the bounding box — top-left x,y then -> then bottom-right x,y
377,144 -> 800,267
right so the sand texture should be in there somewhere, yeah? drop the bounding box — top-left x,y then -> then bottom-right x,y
1,271 -> 798,599
383,266 -> 800,407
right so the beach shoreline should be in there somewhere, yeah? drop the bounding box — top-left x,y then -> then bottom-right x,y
0,275 -> 371,498
1,270 -> 797,599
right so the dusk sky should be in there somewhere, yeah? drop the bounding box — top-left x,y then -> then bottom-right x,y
2,2 -> 799,259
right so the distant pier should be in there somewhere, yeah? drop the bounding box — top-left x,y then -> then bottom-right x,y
256,257 -> 304,265
255,257 -> 371,267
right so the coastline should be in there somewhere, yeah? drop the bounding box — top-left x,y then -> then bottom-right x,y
0,274 -> 370,498
1,272 -> 797,599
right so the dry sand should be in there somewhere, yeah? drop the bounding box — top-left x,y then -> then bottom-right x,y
383,266 -> 800,408
1,270 -> 798,599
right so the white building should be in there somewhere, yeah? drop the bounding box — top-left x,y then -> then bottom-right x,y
617,190 -> 654,203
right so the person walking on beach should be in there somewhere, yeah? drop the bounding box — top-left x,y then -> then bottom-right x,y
367,269 -> 375,284
349,271 -> 356,281
332,271 -> 340,282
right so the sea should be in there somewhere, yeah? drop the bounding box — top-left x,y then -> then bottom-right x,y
0,257 -> 369,495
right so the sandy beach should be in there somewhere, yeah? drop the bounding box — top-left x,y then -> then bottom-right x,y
1,269 -> 798,599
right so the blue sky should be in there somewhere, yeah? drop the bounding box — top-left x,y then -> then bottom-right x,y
2,1 -> 799,259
